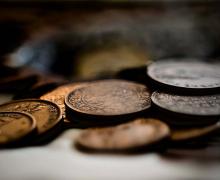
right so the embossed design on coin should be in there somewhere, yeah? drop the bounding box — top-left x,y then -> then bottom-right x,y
0,99 -> 62,134
40,83 -> 88,118
76,118 -> 170,150
147,60 -> 220,89
66,80 -> 151,116
151,92 -> 220,116
0,112 -> 36,145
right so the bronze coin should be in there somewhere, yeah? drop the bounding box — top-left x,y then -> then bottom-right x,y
65,79 -> 151,116
0,99 -> 62,134
0,112 -> 36,145
151,92 -> 220,117
147,59 -> 220,93
76,118 -> 170,151
40,82 -> 88,118
171,121 -> 220,141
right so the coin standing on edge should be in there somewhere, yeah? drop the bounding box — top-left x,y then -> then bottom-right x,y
147,59 -> 220,94
65,79 -> 151,124
0,99 -> 62,135
151,92 -> 220,125
0,112 -> 36,146
76,118 -> 170,151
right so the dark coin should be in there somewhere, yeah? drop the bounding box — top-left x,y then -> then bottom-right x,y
76,118 -> 170,151
0,112 -> 36,145
0,99 -> 62,134
66,79 -> 151,116
147,59 -> 220,94
171,121 -> 220,141
151,92 -> 220,125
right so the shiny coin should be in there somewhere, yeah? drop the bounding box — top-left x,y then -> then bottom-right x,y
147,59 -> 220,93
171,121 -> 220,141
0,99 -> 62,134
66,79 -> 151,116
151,92 -> 220,125
76,118 -> 170,151
0,112 -> 36,145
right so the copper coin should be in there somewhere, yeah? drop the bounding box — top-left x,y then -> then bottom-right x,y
147,59 -> 220,93
76,118 -> 170,151
0,99 -> 62,134
171,121 -> 220,141
151,92 -> 220,117
0,112 -> 36,145
40,82 -> 88,118
65,79 -> 151,116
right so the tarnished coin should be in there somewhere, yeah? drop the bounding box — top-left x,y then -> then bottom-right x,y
0,112 -> 36,145
65,79 -> 151,116
171,121 -> 220,141
0,99 -> 62,134
147,59 -> 220,93
40,82 -> 88,118
151,92 -> 220,125
76,118 -> 170,151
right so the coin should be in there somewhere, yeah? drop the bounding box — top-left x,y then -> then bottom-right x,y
147,59 -> 220,93
65,79 -> 151,116
0,99 -> 62,134
171,121 -> 220,141
151,92 -> 220,125
76,118 -> 170,151
40,82 -> 88,118
0,112 -> 36,145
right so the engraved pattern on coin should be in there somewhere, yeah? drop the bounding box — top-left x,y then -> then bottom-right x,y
0,99 -> 62,134
76,118 -> 170,150
151,92 -> 220,116
0,112 -> 36,144
67,80 -> 151,115
147,60 -> 220,89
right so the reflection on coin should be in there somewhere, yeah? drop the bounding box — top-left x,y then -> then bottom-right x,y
76,118 -> 170,151
171,121 -> 220,141
66,79 -> 151,116
147,59 -> 220,93
0,112 -> 36,145
40,83 -> 88,118
151,92 -> 220,117
0,99 -> 62,134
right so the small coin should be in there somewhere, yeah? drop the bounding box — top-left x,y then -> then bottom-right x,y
40,82 -> 88,118
171,121 -> 220,141
0,99 -> 62,134
147,59 -> 220,93
76,118 -> 170,151
0,112 -> 36,145
65,79 -> 151,116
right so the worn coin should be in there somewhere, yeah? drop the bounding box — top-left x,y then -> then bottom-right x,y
147,59 -> 220,93
76,118 -> 170,151
0,99 -> 62,134
0,112 -> 36,145
65,79 -> 151,116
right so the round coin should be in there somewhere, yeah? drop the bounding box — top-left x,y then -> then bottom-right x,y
76,118 -> 170,151
0,99 -> 62,134
0,112 -> 36,145
65,79 -> 151,116
147,59 -> 220,94
151,92 -> 220,125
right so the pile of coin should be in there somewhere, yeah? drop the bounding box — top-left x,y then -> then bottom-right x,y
0,58 -> 220,153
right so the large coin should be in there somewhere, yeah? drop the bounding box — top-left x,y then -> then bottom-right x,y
0,99 -> 62,134
0,112 -> 36,145
151,92 -> 220,125
65,79 -> 151,116
147,59 -> 220,93
76,118 -> 170,151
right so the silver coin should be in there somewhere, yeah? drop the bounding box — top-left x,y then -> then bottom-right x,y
147,59 -> 220,90
151,92 -> 220,117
